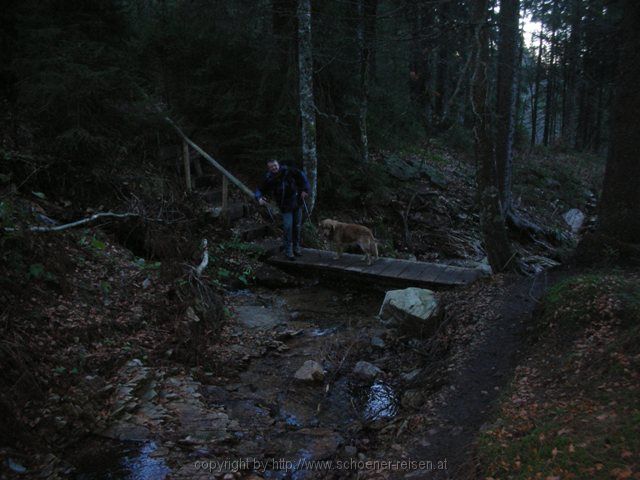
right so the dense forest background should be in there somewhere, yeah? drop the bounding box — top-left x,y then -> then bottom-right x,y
0,0 -> 624,197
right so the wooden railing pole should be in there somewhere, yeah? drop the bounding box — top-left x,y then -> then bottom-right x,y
166,117 -> 255,200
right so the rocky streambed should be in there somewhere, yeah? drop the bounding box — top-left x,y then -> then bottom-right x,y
70,283 -> 428,479
66,270 -> 542,480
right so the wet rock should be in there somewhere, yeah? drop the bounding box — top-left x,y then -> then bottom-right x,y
178,435 -> 204,446
294,360 -> 325,382
378,287 -> 440,337
353,361 -> 382,380
186,306 -> 201,323
274,327 -> 304,340
103,422 -> 151,441
563,208 -> 585,233
370,336 -> 385,349
401,389 -> 425,409
344,445 -> 358,457
234,306 -> 288,330
293,428 -> 343,460
400,368 -> 422,383
253,264 -> 300,288
6,459 -> 27,474
447,258 -> 492,276
203,385 -> 229,403
363,380 -> 398,420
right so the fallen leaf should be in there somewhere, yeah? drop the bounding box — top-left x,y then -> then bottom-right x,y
611,468 -> 633,480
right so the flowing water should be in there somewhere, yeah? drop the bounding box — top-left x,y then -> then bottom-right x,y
72,284 -> 400,479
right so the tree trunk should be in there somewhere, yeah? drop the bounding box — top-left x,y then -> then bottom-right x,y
530,30 -> 543,148
419,2 -> 435,131
273,0 -> 297,70
514,27 -> 525,138
297,0 -> 318,212
561,0 -> 581,146
543,0 -> 559,147
364,0 -> 378,82
471,0 -> 516,273
357,0 -> 370,164
495,0 -> 519,214
578,0 -> 640,261
599,0 -> 640,241
434,2 -> 450,125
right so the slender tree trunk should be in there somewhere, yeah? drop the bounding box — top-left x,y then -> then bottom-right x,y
531,30 -> 543,148
562,0 -> 581,146
471,0 -> 516,273
364,0 -> 378,82
514,27 -> 525,138
543,2 -> 558,147
270,0 -> 299,154
357,0 -> 369,164
273,0 -> 297,69
495,0 -> 519,214
434,2 -> 450,125
297,0 -> 317,212
419,2 -> 434,131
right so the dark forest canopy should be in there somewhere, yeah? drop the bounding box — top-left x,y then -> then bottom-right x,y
1,0 -> 623,160
1,0 -> 637,261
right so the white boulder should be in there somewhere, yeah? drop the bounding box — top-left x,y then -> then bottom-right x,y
563,208 -> 585,233
378,287 -> 440,336
294,360 -> 325,382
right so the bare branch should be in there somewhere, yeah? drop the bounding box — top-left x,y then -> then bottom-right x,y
4,212 -> 140,233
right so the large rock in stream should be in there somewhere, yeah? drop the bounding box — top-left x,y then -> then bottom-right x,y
294,360 -> 325,382
234,305 -> 288,330
378,287 -> 441,337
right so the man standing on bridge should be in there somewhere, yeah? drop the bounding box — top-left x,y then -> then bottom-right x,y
255,159 -> 310,260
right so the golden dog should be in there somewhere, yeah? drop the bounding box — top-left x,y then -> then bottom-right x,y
319,219 -> 379,265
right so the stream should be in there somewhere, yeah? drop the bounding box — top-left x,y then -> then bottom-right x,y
71,284 -> 405,479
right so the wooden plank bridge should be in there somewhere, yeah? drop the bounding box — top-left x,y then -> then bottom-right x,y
268,248 -> 487,288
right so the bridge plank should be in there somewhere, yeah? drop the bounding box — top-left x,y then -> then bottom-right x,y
268,248 -> 483,288
381,260 -> 414,279
412,263 -> 443,282
397,263 -> 425,282
364,258 -> 398,276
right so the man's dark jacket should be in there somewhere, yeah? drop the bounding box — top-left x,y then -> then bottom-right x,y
254,165 -> 311,213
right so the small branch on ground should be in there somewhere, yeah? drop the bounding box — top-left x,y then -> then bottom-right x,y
4,212 -> 140,233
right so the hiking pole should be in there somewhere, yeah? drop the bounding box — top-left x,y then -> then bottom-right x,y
264,203 -> 276,225
302,197 -> 312,225
257,197 -> 276,225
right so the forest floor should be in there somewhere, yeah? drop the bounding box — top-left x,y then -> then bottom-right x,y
2,143 -> 637,480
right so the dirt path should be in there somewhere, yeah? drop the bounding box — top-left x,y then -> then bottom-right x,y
397,273 -> 549,479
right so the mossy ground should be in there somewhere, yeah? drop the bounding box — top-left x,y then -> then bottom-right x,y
477,272 -> 640,480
